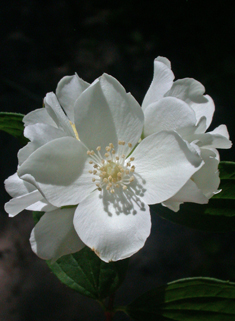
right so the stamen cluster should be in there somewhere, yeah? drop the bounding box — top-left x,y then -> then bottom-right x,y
87,140 -> 135,193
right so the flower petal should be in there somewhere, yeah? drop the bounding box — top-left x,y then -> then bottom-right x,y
23,108 -> 56,127
74,189 -> 151,262
24,123 -> 68,143
143,97 -> 196,137
56,74 -> 89,122
142,57 -> 175,110
74,74 -> 143,154
190,95 -> 215,129
100,74 -> 144,147
210,124 -> 230,139
192,148 -> 220,198
30,207 -> 84,261
26,200 -> 57,212
161,200 -> 182,212
165,78 -> 208,104
18,123 -> 67,165
177,116 -> 208,142
18,137 -> 94,207
5,172 -> 35,198
4,172 -> 55,214
131,131 -> 203,205
196,125 -> 232,149
44,92 -> 76,137
162,178 -> 208,212
18,143 -> 36,166
5,190 -> 43,217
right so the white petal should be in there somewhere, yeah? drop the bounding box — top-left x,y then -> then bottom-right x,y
4,172 -> 35,198
74,78 -> 117,152
196,126 -> 232,149
156,56 -> 172,69
190,95 -> 215,129
143,97 -> 196,137
74,189 -> 151,262
208,124 -> 231,139
56,74 -> 89,122
162,151 -> 218,210
4,173 -> 54,215
165,78 -> 208,104
131,131 -> 203,205
30,207 -> 84,261
164,178 -> 208,208
26,200 -> 57,212
162,200 -> 182,212
18,137 -> 94,207
192,148 -> 220,198
100,74 -> 144,146
23,108 -> 56,127
142,57 -> 175,110
44,92 -> 76,137
74,74 -> 143,154
177,117 -> 207,141
18,143 -> 36,166
24,123 -> 67,143
18,124 -> 67,165
194,116 -> 207,134
5,190 -> 43,217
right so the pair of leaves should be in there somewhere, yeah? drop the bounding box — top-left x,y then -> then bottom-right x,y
151,161 -> 235,232
124,277 -> 235,320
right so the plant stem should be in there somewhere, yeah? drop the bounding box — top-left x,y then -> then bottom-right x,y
105,293 -> 115,321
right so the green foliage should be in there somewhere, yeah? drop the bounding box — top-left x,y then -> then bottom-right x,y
213,161 -> 235,199
124,277 -> 235,320
32,211 -> 45,223
32,212 -> 129,300
47,248 -> 129,300
152,161 -> 235,232
0,112 -> 28,145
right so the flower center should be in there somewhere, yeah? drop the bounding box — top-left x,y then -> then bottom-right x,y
87,140 -> 135,193
104,161 -> 120,180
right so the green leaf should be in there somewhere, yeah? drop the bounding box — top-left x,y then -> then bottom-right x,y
32,211 -> 45,224
125,277 -> 235,320
0,112 -> 28,144
213,161 -> 235,199
47,248 -> 129,299
152,161 -> 235,232
32,211 -> 129,300
152,200 -> 235,232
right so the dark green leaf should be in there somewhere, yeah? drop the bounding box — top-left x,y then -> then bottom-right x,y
32,212 -> 129,300
0,112 -> 28,145
213,162 -> 235,199
32,211 -> 44,224
125,277 -> 235,321
152,200 -> 235,232
47,248 -> 129,299
218,161 -> 235,180
152,161 -> 235,232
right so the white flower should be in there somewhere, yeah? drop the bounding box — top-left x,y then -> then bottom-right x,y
142,56 -> 232,212
5,73 -> 203,262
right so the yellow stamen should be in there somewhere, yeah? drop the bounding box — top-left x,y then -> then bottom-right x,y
69,121 -> 79,140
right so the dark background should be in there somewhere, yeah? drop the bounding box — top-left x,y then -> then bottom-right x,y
0,1 -> 234,320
